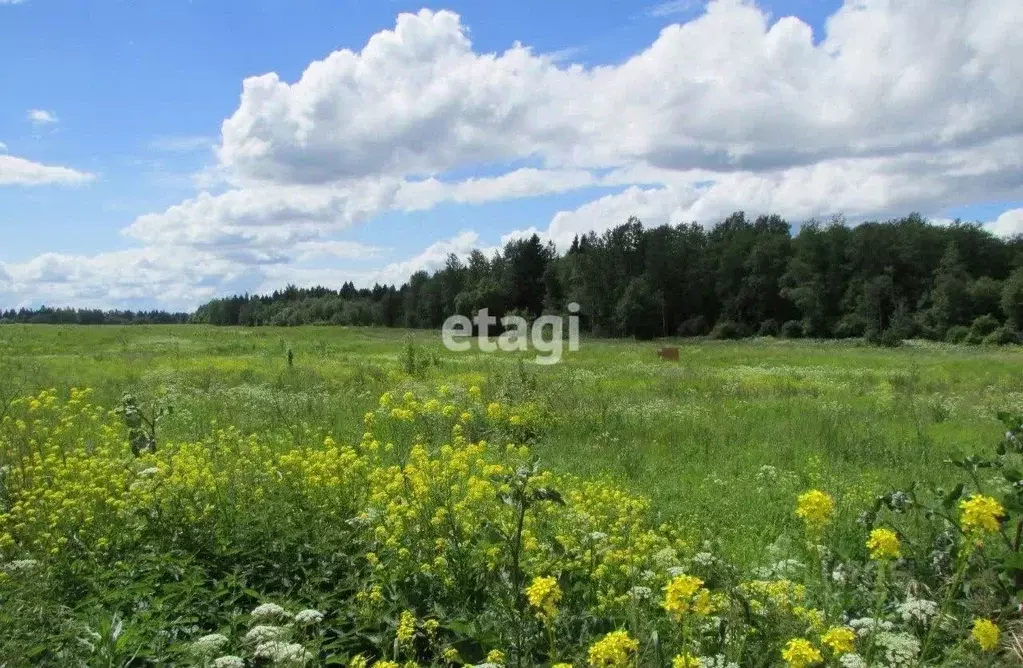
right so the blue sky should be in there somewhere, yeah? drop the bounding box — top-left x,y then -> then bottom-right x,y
1,0 -> 1021,310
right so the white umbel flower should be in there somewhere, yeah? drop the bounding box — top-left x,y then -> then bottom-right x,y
255,641 -> 312,664
213,656 -> 245,668
191,633 -> 229,657
294,609 -> 324,625
250,602 -> 290,622
244,625 -> 285,644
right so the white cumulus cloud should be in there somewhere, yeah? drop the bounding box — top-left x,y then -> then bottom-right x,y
0,154 -> 95,186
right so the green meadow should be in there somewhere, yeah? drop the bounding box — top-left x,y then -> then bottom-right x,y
3,324 -> 1020,566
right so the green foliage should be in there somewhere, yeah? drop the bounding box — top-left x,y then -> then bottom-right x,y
10,214 -> 1021,352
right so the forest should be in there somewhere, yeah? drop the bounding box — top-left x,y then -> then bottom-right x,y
6,212 -> 1023,345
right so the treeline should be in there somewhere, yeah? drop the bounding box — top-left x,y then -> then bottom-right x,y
0,307 -> 189,325
193,212 -> 1023,345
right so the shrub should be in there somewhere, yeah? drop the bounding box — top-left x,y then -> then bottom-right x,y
833,314 -> 866,339
945,325 -> 970,344
779,320 -> 803,339
757,319 -> 780,337
969,314 -> 1000,340
708,320 -> 745,340
983,326 -> 1019,346
677,315 -> 709,337
879,327 -> 904,347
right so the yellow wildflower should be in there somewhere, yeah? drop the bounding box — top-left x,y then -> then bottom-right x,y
487,402 -> 503,420
972,618 -> 1000,652
397,610 -> 416,648
795,490 -> 835,531
525,575 -> 562,623
442,647 -> 461,663
960,495 -> 1004,535
821,626 -> 856,655
587,630 -> 639,667
485,649 -> 506,665
672,654 -> 700,668
663,574 -> 711,618
866,528 -> 901,560
781,638 -> 823,668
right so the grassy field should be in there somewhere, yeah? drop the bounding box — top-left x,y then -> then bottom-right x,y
4,324 -> 1023,666
3,324 -> 1021,566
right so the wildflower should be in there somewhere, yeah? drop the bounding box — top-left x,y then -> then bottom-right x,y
822,627 -> 856,655
213,657 -> 245,668
349,657 -> 369,668
485,649 -> 506,664
250,602 -> 290,622
781,638 -> 823,668
837,655 -> 867,668
672,654 -> 700,668
294,609 -> 323,625
487,402 -> 503,420
960,495 -> 1004,535
442,647 -> 461,663
397,610 -> 417,647
244,625 -> 285,644
379,392 -> 393,407
374,662 -> 400,668
663,574 -> 711,618
866,528 -> 900,560
896,596 -> 938,625
628,585 -> 652,601
873,632 -> 919,665
191,633 -> 229,657
525,576 -> 562,623
587,630 -> 639,667
795,490 -> 835,531
552,665 -> 573,668
469,385 -> 482,400
254,641 -> 311,663
972,618 -> 1000,652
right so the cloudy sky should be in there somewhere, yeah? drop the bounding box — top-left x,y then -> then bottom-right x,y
2,0 -> 1022,311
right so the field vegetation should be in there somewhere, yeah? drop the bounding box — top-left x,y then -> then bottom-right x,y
2,325 -> 1023,666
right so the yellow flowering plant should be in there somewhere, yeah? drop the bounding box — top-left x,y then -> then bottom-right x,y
3,389 -> 1023,666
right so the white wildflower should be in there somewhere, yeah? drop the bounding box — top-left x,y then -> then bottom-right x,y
255,641 -> 312,664
654,547 -> 680,568
250,603 -> 290,622
213,656 -> 245,668
838,654 -> 867,668
699,655 -> 739,668
4,559 -> 40,572
896,596 -> 938,625
244,625 -> 285,644
874,631 -> 920,667
692,552 -> 715,568
667,566 -> 687,577
628,586 -> 652,601
587,531 -> 608,542
294,609 -> 324,625
138,467 -> 159,477
849,617 -> 894,637
191,633 -> 229,657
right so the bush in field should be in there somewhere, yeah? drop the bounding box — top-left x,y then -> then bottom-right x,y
945,325 -> 970,344
709,320 -> 746,340
757,319 -> 780,337
2,388 -> 1023,666
779,320 -> 803,339
677,315 -> 709,337
968,314 -> 1001,343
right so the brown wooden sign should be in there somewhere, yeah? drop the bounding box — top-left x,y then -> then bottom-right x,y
657,346 -> 680,361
